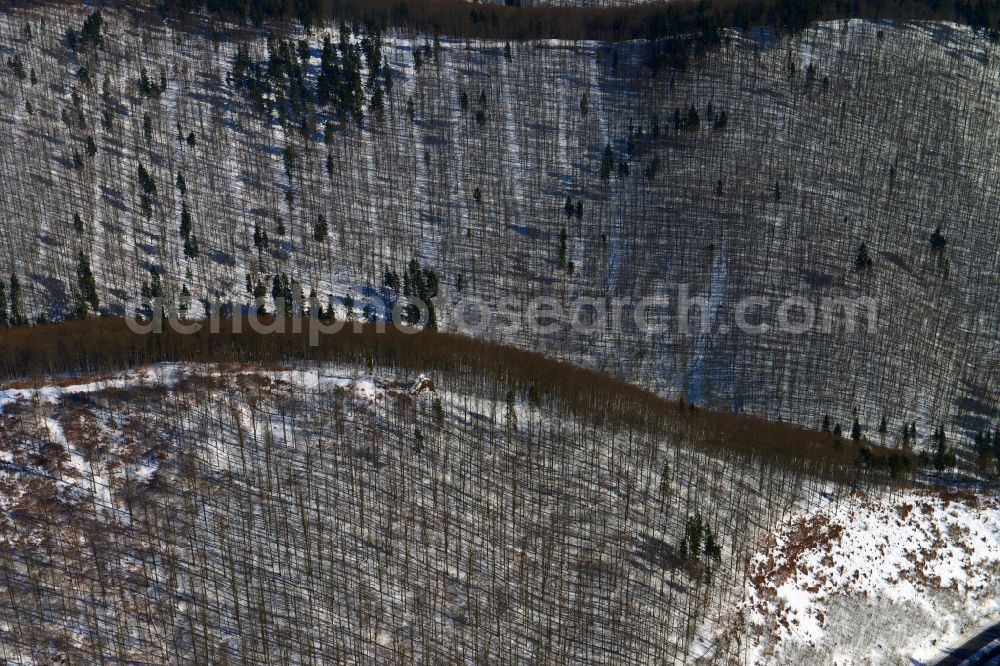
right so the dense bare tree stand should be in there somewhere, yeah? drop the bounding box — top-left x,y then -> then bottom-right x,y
0,1 -> 996,663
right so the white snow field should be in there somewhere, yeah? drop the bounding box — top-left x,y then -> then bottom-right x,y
730,490 -> 1000,665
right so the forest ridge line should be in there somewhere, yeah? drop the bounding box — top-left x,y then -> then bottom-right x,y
9,0 -> 1000,42
168,0 -> 1000,40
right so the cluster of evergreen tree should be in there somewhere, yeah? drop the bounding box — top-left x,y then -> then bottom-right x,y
253,220 -> 271,254
270,273 -> 304,317
597,107 -> 729,184
232,24 -> 387,130
0,275 -> 27,327
140,266 -> 199,321
973,428 -> 1000,473
74,252 -> 99,319
600,144 -> 616,181
141,267 -> 163,303
6,55 -> 26,81
643,36 -> 702,73
179,202 -> 200,258
678,513 -> 722,578
674,105 -> 701,132
853,445 -> 914,480
383,259 -> 439,330
66,10 -> 103,53
267,37 -> 313,123
173,171 -> 200,258
820,413 -> 914,479
137,163 -> 157,218
320,28 -> 365,122
138,67 -> 166,99
563,196 -> 583,221
929,425 -> 957,471
313,214 -> 328,242
231,45 -> 272,113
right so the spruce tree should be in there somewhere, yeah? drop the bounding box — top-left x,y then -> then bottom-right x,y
930,226 -> 947,252
80,10 -> 103,51
703,527 -> 722,561
343,293 -> 355,320
659,461 -> 671,493
506,390 -> 518,431
283,145 -> 297,178
253,221 -> 269,253
314,214 -> 328,242
179,285 -> 191,316
685,105 -> 700,130
933,425 -> 956,471
183,235 -> 200,258
76,252 -> 99,314
851,417 -> 862,442
855,242 -> 874,271
370,86 -> 384,116
9,274 -> 27,326
180,202 -> 199,257
433,397 -> 445,427
600,144 -> 614,181
180,202 -> 192,241
137,162 -> 156,197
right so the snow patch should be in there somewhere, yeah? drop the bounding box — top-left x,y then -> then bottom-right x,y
738,491 -> 1000,664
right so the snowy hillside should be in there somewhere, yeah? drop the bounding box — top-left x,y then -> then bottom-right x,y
0,6 -> 995,441
0,360 -> 805,663
0,3 -> 997,664
0,358 -> 984,664
730,490 -> 1000,664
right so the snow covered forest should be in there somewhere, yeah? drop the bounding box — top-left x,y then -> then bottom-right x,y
0,1 -> 998,663
0,352 -> 962,664
0,4 -> 996,444
0,324 -> 991,663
